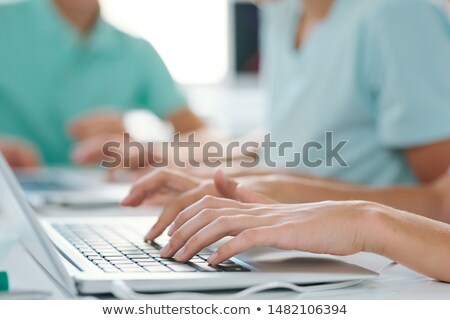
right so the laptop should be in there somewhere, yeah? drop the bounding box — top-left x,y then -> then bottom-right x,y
0,155 -> 377,295
15,168 -> 130,208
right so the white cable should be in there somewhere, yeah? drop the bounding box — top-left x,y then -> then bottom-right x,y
111,279 -> 366,300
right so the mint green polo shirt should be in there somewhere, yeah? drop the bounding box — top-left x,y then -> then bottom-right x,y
261,0 -> 450,186
0,0 -> 186,165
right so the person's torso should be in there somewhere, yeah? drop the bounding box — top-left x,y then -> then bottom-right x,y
0,0 -> 148,165
260,0 -> 419,186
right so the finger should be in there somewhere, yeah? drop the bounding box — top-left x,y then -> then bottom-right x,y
208,226 -> 280,265
141,189 -> 178,206
105,155 -> 147,181
122,169 -> 201,207
162,209 -> 242,258
169,214 -> 275,261
71,135 -> 111,165
69,116 -> 102,140
235,184 -> 279,204
214,170 -> 239,199
169,196 -> 248,236
144,183 -> 218,241
106,167 -> 121,182
214,170 -> 278,204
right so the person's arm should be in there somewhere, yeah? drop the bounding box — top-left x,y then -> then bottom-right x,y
366,1 -> 450,183
0,137 -> 41,168
406,139 -> 450,183
69,111 -> 126,142
250,173 -> 449,223
365,204 -> 450,283
154,179 -> 450,283
167,108 -> 205,134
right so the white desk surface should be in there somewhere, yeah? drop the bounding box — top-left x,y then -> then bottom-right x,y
2,204 -> 450,300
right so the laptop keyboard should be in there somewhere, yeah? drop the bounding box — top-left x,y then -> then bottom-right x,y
52,223 -> 250,273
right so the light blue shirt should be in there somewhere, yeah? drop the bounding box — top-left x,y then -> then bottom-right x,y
0,0 -> 186,165
260,0 -> 450,186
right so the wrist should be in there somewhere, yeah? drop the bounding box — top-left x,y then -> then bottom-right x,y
431,174 -> 450,223
359,203 -> 392,256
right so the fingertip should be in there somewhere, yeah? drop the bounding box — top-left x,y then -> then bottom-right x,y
213,169 -> 224,182
144,229 -> 156,242
121,191 -> 142,207
144,224 -> 162,242
207,252 -> 220,265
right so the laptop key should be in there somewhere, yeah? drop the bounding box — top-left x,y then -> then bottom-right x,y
86,255 -> 103,261
98,263 -> 118,268
189,257 -> 205,263
120,250 -> 144,255
126,255 -> 149,259
193,263 -> 221,272
120,268 -> 147,273
98,249 -> 123,254
111,261 -> 136,266
160,261 -> 183,266
136,261 -> 160,266
106,257 -> 129,262
143,266 -> 172,272
114,246 -> 139,251
90,258 -> 107,264
103,254 -> 125,258
91,245 -> 115,250
82,250 -> 98,256
168,264 -> 198,272
135,258 -> 159,263
219,260 -> 236,265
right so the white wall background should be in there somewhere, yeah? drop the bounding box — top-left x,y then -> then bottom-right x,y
100,0 -> 229,85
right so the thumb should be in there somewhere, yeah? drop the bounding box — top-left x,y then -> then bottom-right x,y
213,170 -> 278,204
213,169 -> 238,199
234,184 -> 278,204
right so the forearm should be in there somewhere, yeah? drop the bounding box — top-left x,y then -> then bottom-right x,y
362,206 -> 450,283
275,175 -> 443,221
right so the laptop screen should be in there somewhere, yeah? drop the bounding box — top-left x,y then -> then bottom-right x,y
0,155 -> 76,296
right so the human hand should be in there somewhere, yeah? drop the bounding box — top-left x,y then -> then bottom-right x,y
0,138 -> 41,168
121,168 -> 219,239
159,195 -> 373,265
69,111 -> 125,141
71,133 -> 153,169
69,111 -> 130,167
122,169 -> 280,240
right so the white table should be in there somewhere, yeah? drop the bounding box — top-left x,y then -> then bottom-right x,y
2,204 -> 450,300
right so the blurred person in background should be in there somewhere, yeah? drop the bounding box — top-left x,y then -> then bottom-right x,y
0,0 -> 206,168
